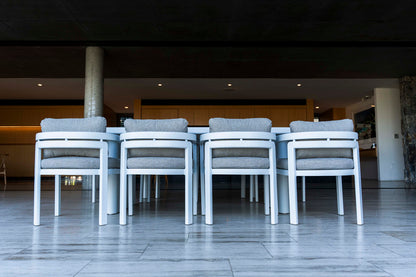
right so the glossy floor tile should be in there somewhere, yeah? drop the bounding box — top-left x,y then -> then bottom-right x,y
1,181 -> 416,276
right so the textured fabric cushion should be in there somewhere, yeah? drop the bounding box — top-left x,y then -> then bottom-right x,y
277,158 -> 354,170
124,118 -> 188,132
41,157 -> 119,169
290,119 -> 353,159
289,119 -> 354,133
209,118 -> 272,132
209,118 -> 272,158
124,118 -> 188,158
212,157 -> 270,169
127,157 -> 185,169
41,117 -> 107,159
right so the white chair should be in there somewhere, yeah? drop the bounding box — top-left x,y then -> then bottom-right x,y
34,117 -> 120,226
201,118 -> 278,225
0,154 -> 7,191
276,119 -> 363,225
119,118 -> 197,225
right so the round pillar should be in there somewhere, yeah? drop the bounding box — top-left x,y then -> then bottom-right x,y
84,46 -> 104,117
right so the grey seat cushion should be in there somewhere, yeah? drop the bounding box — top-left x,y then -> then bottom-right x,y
127,157 -> 185,169
40,117 -> 107,159
41,157 -> 119,169
124,118 -> 188,132
209,118 -> 272,158
212,157 -> 270,169
277,158 -> 354,170
289,119 -> 353,159
124,118 -> 188,158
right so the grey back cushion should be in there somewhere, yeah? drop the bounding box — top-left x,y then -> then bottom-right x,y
209,118 -> 272,158
124,118 -> 188,158
289,119 -> 353,159
41,117 -> 107,159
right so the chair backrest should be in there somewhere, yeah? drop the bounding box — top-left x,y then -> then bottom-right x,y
124,118 -> 188,157
40,117 -> 107,158
289,119 -> 354,159
209,118 -> 272,158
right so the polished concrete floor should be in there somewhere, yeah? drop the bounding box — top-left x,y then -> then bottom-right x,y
1,181 -> 416,276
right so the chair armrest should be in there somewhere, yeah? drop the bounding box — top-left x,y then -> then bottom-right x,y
200,131 -> 276,142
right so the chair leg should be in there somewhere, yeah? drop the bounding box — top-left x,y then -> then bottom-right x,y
33,148 -> 41,226
354,173 -> 364,225
119,174 -> 127,225
146,175 -> 151,202
302,176 -> 306,202
91,175 -> 96,203
288,167 -> 298,224
185,171 -> 193,225
255,175 -> 259,202
336,176 -> 344,215
143,175 -> 147,201
263,175 -> 270,215
241,175 -> 246,198
155,175 -> 160,199
249,175 -> 254,202
139,175 -> 143,203
200,144 -> 205,215
128,175 -> 133,216
205,147 -> 213,225
270,172 -> 278,225
54,175 -> 61,216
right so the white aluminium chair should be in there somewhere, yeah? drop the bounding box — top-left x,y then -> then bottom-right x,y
119,118 -> 197,225
276,119 -> 363,225
34,117 -> 120,226
201,118 -> 278,225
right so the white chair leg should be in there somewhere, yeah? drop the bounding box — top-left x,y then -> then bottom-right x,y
249,175 -> 254,202
91,175 -> 96,203
288,147 -> 298,225
270,172 -> 278,225
155,175 -> 160,199
98,173 -> 108,226
54,175 -> 61,216
255,175 -> 259,202
128,175 -> 133,216
241,175 -> 246,198
146,175 -> 151,202
139,175 -> 143,203
185,171 -> 193,225
263,175 -> 270,215
353,147 -> 364,225
143,175 -> 147,201
200,144 -> 205,215
336,176 -> 344,215
302,176 -> 306,202
119,173 -> 127,225
205,146 -> 213,225
33,147 -> 41,226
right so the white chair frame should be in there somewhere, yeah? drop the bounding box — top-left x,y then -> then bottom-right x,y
276,131 -> 363,225
119,132 -> 197,225
34,132 -> 120,226
201,131 -> 278,225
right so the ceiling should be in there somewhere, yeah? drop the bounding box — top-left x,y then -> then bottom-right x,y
0,1 -> 414,112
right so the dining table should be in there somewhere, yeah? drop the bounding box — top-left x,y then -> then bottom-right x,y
105,126 -> 291,215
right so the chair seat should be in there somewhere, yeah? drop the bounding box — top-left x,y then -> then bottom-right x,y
127,157 -> 185,169
213,157 -> 270,169
277,158 -> 354,170
42,157 -> 120,169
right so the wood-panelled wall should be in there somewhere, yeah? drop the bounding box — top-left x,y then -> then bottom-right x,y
134,99 -> 314,126
319,108 -> 346,121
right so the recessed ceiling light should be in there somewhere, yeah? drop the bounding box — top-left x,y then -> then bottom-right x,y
227,83 -> 232,87
315,106 -> 320,109
124,106 -> 129,109
37,83 -> 43,87
297,83 -> 302,87
157,83 -> 163,87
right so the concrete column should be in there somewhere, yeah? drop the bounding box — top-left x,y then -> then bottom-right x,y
84,46 -> 104,117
